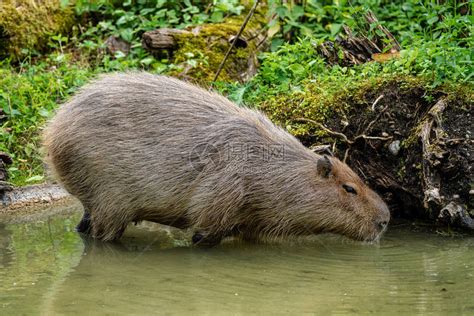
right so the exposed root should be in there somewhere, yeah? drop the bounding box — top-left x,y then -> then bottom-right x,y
297,113 -> 393,159
419,98 -> 448,210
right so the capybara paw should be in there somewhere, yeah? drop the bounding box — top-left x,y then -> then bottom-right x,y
192,232 -> 221,247
76,212 -> 92,235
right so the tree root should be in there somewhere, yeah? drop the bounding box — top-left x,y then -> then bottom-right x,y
418,98 -> 473,227
419,98 -> 448,210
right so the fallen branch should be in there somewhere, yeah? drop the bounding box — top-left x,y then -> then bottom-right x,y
141,28 -> 191,52
213,0 -> 260,82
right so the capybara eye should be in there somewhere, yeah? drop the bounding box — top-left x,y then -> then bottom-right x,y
343,184 -> 357,195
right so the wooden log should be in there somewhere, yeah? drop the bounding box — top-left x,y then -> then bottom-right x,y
141,28 -> 191,52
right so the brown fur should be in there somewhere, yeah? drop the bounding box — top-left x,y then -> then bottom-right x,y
43,73 -> 390,245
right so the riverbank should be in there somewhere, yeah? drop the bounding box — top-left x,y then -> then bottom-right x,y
0,184 -> 71,215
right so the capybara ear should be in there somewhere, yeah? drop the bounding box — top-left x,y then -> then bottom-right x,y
316,155 -> 332,178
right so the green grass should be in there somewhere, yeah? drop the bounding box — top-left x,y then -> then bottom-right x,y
0,56 -> 95,185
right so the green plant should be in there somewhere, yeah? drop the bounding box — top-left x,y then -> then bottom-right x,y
0,57 -> 95,185
72,0 -> 245,70
266,0 -> 472,50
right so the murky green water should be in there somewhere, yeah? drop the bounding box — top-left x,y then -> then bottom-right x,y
1,205 -> 473,315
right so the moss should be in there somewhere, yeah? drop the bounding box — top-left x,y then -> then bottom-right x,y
256,74 -> 472,141
0,0 -> 75,59
167,6 -> 267,84
255,76 -> 387,138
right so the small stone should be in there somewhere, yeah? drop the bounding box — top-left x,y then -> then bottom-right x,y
382,132 -> 389,137
453,194 -> 460,199
388,140 -> 401,156
470,190 -> 474,195
40,196 -> 52,203
105,36 -> 131,56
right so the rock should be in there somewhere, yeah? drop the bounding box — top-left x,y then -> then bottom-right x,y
438,202 -> 474,229
105,36 -> 131,56
388,140 -> 400,156
0,108 -> 6,124
0,152 -> 12,165
0,152 -> 12,198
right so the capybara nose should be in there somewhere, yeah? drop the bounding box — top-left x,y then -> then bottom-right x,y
378,220 -> 388,230
375,209 -> 390,230
375,203 -> 390,230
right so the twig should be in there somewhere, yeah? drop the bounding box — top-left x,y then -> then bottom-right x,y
364,104 -> 389,135
371,94 -> 384,111
364,10 -> 401,51
212,0 -> 260,82
353,135 -> 393,142
343,148 -> 350,163
296,118 -> 353,144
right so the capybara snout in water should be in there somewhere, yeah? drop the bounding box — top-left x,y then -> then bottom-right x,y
43,73 -> 390,246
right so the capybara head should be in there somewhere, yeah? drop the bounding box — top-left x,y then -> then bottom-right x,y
299,155 -> 390,242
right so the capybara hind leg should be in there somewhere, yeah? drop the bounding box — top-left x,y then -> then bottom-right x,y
76,210 -> 92,235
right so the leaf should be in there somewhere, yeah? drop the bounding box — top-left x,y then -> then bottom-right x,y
372,52 -> 400,63
330,23 -> 342,36
275,5 -> 288,18
291,5 -> 305,19
38,108 -> 50,117
140,57 -> 154,65
26,175 -> 44,183
427,16 -> 439,25
210,11 -> 224,23
267,22 -> 281,38
289,64 -> 305,76
119,28 -> 133,42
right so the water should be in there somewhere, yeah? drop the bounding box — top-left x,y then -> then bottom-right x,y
1,204 -> 473,315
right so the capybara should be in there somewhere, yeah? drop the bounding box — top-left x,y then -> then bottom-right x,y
43,73 -> 390,246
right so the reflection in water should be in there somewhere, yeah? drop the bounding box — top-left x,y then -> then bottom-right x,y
0,223 -> 13,269
1,208 -> 474,315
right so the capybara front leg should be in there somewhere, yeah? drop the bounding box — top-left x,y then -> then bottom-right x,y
191,231 -> 224,247
76,210 -> 92,235
188,173 -> 244,247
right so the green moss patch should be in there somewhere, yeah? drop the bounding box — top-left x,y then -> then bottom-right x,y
167,9 -> 267,83
0,0 -> 75,59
